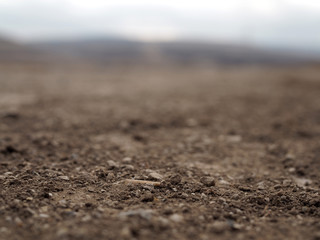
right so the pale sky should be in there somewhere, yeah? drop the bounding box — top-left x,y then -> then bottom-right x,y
0,0 -> 320,51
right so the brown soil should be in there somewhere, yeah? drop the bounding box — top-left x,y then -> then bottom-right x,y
0,63 -> 320,240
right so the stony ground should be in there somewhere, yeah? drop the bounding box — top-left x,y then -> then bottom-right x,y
0,63 -> 319,240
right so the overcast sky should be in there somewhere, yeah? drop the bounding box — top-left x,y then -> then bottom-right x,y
0,0 -> 320,51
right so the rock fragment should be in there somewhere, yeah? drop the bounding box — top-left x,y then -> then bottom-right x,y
123,165 -> 135,170
58,176 -> 70,181
107,160 -> 119,169
148,172 -> 164,181
169,214 -> 183,223
122,157 -> 132,163
257,181 -> 265,190
200,176 -> 215,187
210,221 -> 229,234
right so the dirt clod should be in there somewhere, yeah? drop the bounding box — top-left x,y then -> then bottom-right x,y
167,174 -> 182,185
141,192 -> 154,202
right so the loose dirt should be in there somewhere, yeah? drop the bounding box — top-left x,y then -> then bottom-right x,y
0,63 -> 319,240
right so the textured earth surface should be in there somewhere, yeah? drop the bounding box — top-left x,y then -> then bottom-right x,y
0,63 -> 320,240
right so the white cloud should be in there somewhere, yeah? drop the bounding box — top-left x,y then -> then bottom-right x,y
0,0 -> 319,50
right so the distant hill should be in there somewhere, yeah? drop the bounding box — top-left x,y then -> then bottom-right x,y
153,41 -> 320,65
1,34 -> 319,65
0,37 -> 18,49
32,38 -> 146,64
33,38 -> 320,65
0,36 -> 54,63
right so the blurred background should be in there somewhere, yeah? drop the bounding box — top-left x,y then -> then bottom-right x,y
1,3 -> 320,240
0,0 -> 320,65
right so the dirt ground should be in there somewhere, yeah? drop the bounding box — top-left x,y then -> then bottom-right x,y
0,62 -> 319,240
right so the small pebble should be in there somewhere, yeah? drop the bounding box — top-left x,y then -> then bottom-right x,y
169,214 -> 183,223
274,184 -> 282,189
81,215 -> 92,222
120,226 -> 132,238
14,217 -> 23,226
283,179 -> 291,185
58,200 -> 68,207
224,135 -> 242,143
122,157 -> 132,163
186,118 -> 198,127
124,165 -> 135,170
148,172 -> 163,181
200,176 -> 216,187
219,179 -> 230,185
238,186 -> 251,192
58,176 -> 70,181
210,221 -> 229,234
257,182 -> 265,190
106,172 -> 115,180
43,192 -> 53,198
285,153 -> 295,160
107,160 -> 118,169
288,167 -> 296,173
168,174 -> 182,185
